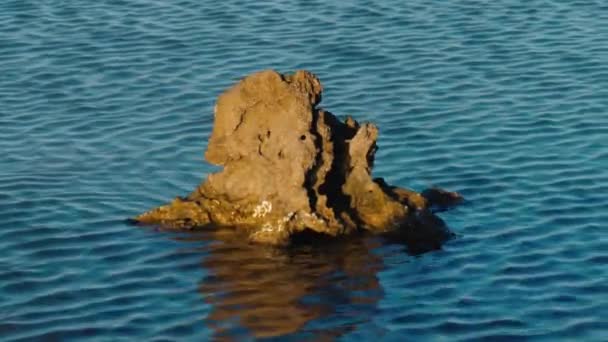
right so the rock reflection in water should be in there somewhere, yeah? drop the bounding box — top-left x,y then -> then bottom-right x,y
193,228 -> 386,339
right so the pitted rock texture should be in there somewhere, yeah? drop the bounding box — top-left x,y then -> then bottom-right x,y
134,70 -> 462,245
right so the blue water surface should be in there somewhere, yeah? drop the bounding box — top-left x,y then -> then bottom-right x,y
1,0 -> 607,340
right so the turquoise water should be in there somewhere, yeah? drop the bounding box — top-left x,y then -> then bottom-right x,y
1,0 -> 607,340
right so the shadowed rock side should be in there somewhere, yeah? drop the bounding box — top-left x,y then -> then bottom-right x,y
134,70 -> 462,245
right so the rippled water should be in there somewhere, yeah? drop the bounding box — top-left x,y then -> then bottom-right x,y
2,0 -> 607,340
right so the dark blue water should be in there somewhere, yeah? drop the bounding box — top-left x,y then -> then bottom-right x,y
1,0 -> 607,340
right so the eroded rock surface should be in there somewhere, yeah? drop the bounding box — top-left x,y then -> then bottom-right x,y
134,70 -> 462,245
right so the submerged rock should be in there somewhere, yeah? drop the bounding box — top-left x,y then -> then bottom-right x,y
134,70 -> 461,245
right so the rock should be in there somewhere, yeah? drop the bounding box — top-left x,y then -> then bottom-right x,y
421,187 -> 464,212
133,70 -> 461,245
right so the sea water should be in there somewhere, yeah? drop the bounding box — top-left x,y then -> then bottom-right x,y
1,1 -> 607,340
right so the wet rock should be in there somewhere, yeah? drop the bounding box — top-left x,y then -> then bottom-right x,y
421,187 -> 464,212
133,70 -> 461,245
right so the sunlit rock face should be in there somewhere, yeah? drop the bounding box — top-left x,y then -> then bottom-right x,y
133,70 -> 462,245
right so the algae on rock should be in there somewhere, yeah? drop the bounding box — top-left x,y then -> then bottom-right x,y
134,70 -> 462,245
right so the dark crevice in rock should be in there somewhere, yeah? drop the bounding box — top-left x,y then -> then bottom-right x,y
316,111 -> 362,228
303,108 -> 322,215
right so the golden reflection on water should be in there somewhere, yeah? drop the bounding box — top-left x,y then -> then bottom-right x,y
194,229 -> 386,339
